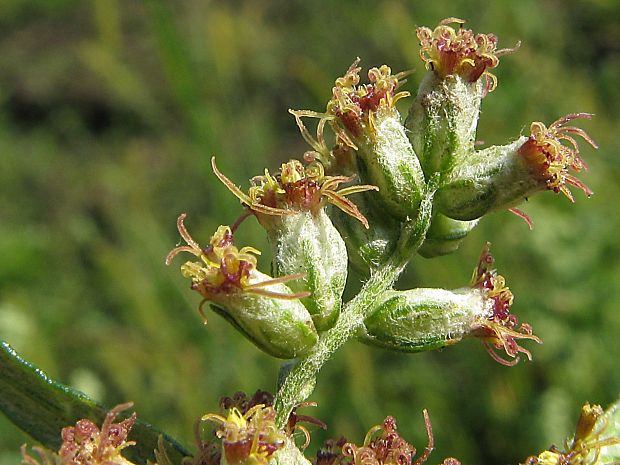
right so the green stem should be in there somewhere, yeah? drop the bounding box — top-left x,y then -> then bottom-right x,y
274,179 -> 437,427
274,256 -> 403,427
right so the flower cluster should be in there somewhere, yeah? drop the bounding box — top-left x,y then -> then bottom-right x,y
518,113 -> 598,202
523,403 -> 620,465
212,157 -> 377,229
166,214 -> 308,303
21,404 -> 137,465
326,59 -> 411,138
314,412 -> 452,465
416,17 -> 518,92
202,404 -> 285,465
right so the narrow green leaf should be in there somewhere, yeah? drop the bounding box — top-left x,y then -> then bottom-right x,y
0,341 -> 190,465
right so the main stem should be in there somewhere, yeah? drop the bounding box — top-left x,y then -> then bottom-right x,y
274,179 -> 436,427
274,256 -> 403,427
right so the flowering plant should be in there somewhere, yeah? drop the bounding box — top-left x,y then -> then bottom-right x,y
1,16 -> 617,465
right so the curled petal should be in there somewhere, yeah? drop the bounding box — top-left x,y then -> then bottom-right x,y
211,157 -> 292,217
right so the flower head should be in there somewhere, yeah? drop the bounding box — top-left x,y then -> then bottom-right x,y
58,403 -> 137,465
523,402 -> 620,465
316,413 -> 433,465
470,243 -> 542,366
202,404 -> 285,465
21,404 -> 138,465
166,214 -> 309,304
212,157 -> 377,229
417,18 -> 518,92
326,59 -> 410,138
518,113 -> 598,202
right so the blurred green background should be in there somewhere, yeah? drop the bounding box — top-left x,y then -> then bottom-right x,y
1,1 -> 619,464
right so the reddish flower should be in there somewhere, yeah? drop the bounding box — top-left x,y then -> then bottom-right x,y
166,214 -> 309,304
470,243 -> 542,366
518,113 -> 598,202
325,59 -> 411,138
212,158 -> 377,229
417,18 -> 518,93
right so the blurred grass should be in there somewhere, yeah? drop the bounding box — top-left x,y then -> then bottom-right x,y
1,1 -> 619,464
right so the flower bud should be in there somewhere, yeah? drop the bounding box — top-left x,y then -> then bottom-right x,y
418,213 -> 479,258
361,244 -> 541,365
435,114 -> 597,221
166,215 -> 318,359
326,60 -> 426,220
331,190 -> 400,274
407,18 -> 518,179
213,158 -> 377,332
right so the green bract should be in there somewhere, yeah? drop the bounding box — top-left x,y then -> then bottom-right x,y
269,210 -> 347,332
434,137 -> 532,221
209,270 -> 319,359
331,190 -> 399,274
354,107 -> 426,220
418,213 -> 479,258
360,287 -> 490,352
406,73 -> 483,179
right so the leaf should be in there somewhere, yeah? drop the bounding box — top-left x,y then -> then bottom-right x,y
0,341 -> 191,465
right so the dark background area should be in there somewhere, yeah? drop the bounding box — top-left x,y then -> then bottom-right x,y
1,1 -> 619,464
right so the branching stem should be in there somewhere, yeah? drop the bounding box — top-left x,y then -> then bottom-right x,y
274,178 -> 437,427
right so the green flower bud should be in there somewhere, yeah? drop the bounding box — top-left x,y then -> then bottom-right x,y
212,158 -> 377,331
331,190 -> 399,275
166,215 -> 318,359
406,72 -> 483,178
361,244 -> 541,365
418,213 -> 479,258
326,60 -> 426,220
435,114 -> 597,221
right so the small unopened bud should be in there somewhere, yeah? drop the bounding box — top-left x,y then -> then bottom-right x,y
166,215 -> 318,359
435,114 -> 597,221
332,190 -> 400,274
418,214 -> 479,258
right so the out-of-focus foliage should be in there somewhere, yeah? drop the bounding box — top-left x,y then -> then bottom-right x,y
0,1 -> 618,464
